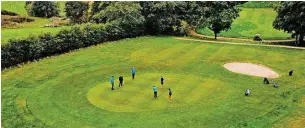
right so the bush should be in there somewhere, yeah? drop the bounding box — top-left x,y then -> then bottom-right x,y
1,10 -> 19,16
65,1 -> 89,24
1,23 -> 144,69
253,34 -> 263,41
26,1 -> 60,18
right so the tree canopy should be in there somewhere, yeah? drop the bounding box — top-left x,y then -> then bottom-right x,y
65,1 -> 89,24
273,2 -> 305,46
91,2 -> 145,37
25,1 -> 59,18
207,2 -> 243,39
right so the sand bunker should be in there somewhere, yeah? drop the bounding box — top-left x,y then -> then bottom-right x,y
223,62 -> 279,78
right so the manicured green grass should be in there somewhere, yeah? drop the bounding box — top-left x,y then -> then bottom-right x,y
1,1 -> 28,16
196,8 -> 291,40
2,37 -> 305,127
1,26 -> 69,44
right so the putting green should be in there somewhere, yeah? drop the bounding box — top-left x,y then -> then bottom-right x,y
87,73 -> 227,112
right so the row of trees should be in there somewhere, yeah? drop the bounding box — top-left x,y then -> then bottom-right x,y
23,1 -> 305,45
25,1 -> 244,37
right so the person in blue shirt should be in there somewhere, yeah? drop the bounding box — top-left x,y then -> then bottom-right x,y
153,85 -> 158,98
110,76 -> 115,90
131,67 -> 136,80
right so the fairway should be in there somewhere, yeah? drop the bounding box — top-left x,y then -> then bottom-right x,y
196,8 -> 291,40
2,37 -> 305,127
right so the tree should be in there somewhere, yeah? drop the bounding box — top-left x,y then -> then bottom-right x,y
140,2 -> 223,35
25,1 -> 59,18
273,2 -> 305,46
65,1 -> 89,24
91,2 -> 145,37
207,2 -> 242,39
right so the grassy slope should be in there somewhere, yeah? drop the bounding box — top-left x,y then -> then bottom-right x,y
2,37 -> 305,127
1,1 -> 67,44
196,8 -> 291,40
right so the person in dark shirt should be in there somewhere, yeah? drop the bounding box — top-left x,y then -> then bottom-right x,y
160,76 -> 165,89
119,74 -> 124,87
168,88 -> 172,102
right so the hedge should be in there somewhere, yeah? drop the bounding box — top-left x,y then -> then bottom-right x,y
1,23 -> 145,69
1,10 -> 19,16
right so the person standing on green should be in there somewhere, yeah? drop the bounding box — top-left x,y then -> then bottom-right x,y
131,67 -> 136,80
160,76 -> 165,89
119,74 -> 124,87
109,76 -> 115,90
168,88 -> 172,102
153,85 -> 158,98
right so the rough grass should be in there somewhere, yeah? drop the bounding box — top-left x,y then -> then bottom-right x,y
2,37 -> 305,127
196,8 -> 291,40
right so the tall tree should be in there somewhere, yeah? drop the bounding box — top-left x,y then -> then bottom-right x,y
25,1 -> 59,18
207,2 -> 242,39
273,2 -> 305,46
140,2 -> 210,35
92,2 -> 145,37
65,1 -> 89,24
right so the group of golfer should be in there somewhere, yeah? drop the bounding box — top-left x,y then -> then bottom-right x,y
109,67 -> 172,102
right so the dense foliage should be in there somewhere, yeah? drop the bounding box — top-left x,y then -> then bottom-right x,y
241,1 -> 281,8
273,1 -> 305,46
65,1 -> 89,23
91,2 -> 145,37
1,22 -> 144,69
25,1 -> 60,18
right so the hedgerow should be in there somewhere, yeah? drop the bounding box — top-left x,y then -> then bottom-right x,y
1,23 -> 144,69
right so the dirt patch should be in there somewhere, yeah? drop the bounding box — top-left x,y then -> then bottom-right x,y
223,62 -> 279,78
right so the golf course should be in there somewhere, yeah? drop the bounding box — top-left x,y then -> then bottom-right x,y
1,1 -> 305,128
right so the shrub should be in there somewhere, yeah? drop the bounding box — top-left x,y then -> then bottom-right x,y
253,34 -> 263,41
1,23 -> 144,69
1,10 -> 19,16
65,1 -> 89,24
26,1 -> 60,18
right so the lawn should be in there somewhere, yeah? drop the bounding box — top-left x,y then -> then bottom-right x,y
196,8 -> 291,40
1,1 -> 66,16
1,1 -> 68,44
2,37 -> 305,127
1,26 -> 69,44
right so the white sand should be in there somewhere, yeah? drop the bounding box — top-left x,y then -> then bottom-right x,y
223,62 -> 279,78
